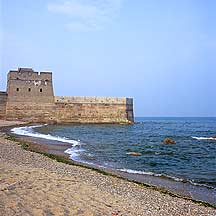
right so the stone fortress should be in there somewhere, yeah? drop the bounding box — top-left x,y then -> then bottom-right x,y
0,68 -> 134,124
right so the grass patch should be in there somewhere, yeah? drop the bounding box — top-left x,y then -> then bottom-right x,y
6,134 -> 17,142
6,134 -> 30,150
35,151 -> 120,177
20,142 -> 30,150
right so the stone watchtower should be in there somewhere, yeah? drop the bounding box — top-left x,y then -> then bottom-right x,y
6,68 -> 55,122
7,68 -> 54,103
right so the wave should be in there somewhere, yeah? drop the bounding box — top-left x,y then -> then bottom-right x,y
11,124 -> 84,161
11,125 -> 80,146
118,168 -> 215,189
192,136 -> 216,141
64,147 -> 107,169
118,168 -> 184,182
64,147 -> 85,160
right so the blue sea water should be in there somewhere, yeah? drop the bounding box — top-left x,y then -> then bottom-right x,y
29,117 -> 216,189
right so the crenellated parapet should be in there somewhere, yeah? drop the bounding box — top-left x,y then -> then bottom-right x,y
55,96 -> 130,104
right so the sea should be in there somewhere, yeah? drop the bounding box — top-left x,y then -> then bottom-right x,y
11,117 -> 216,206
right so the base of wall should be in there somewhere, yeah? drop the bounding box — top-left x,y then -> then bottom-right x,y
5,101 -> 134,124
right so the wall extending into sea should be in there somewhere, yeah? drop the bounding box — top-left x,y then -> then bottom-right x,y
2,68 -> 134,124
54,96 -> 133,124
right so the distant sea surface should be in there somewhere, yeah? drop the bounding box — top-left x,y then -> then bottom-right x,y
12,117 -> 216,205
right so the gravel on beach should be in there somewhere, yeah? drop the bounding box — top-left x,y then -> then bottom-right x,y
0,121 -> 215,216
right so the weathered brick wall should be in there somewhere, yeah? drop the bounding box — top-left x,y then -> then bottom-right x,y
0,92 -> 7,119
6,101 -> 133,124
7,68 -> 54,103
54,96 -> 133,124
6,102 -> 55,123
6,68 -> 56,122
126,98 -> 134,123
6,97 -> 133,124
5,68 -> 134,124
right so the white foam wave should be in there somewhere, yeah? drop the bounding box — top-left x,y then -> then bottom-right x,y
192,136 -> 216,141
11,125 -> 80,146
118,168 -> 161,177
64,147 -> 85,160
118,168 -> 184,182
64,147 -> 106,168
188,180 -> 215,189
11,124 -> 84,161
119,168 -> 215,189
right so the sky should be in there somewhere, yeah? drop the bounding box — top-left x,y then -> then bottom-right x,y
0,0 -> 216,117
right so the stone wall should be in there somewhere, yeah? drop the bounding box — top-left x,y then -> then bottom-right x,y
6,68 -> 55,122
7,68 -> 54,103
4,68 -> 134,124
5,101 -> 133,124
53,96 -> 133,124
6,102 -> 55,123
0,92 -> 7,120
5,96 -> 133,123
126,98 -> 134,123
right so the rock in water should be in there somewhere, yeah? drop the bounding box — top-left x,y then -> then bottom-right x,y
126,152 -> 142,156
212,135 -> 216,138
163,138 -> 176,144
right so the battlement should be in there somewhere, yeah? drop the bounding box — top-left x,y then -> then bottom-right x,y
8,68 -> 52,81
55,96 -> 132,104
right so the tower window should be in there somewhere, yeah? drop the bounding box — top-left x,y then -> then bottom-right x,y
16,88 -> 19,91
28,88 -> 31,92
40,88 -> 43,92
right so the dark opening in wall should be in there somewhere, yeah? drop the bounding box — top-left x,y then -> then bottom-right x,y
40,88 -> 43,92
28,88 -> 31,92
16,88 -> 19,91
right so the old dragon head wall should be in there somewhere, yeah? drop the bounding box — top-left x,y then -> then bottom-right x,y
5,68 -> 134,124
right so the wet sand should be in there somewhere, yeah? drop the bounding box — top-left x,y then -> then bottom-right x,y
0,120 -> 216,215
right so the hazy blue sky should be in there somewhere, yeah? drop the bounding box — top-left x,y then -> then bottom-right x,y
1,0 -> 216,117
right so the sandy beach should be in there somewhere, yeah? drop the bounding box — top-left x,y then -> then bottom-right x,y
0,121 -> 215,216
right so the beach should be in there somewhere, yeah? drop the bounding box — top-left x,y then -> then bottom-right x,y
0,120 -> 215,216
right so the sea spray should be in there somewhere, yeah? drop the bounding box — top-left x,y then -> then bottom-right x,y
11,125 -> 80,146
11,125 -> 83,160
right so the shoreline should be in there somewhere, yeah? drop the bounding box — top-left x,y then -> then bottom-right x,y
0,120 -> 216,215
7,123 -> 216,207
7,132 -> 216,208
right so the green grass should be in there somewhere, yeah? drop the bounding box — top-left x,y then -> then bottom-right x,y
6,134 -> 17,142
6,135 -> 30,150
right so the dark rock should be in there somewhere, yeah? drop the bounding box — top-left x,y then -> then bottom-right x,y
163,138 -> 176,144
212,135 -> 216,138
